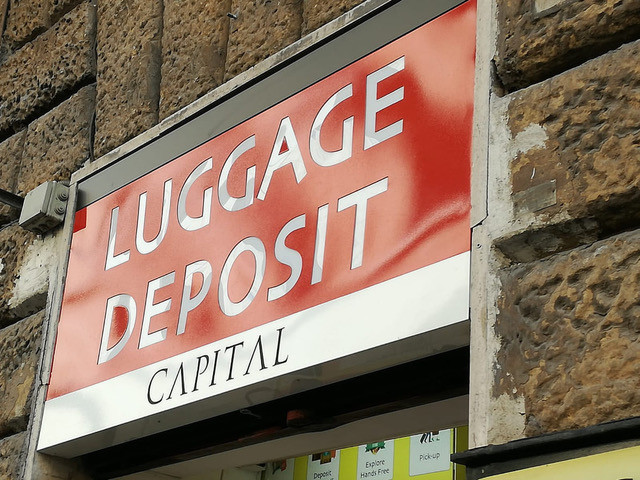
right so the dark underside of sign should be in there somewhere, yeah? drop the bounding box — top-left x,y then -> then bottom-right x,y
82,347 -> 469,479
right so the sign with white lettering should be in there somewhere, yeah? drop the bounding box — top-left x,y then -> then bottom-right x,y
357,440 -> 395,480
409,431 -> 451,475
39,0 -> 476,457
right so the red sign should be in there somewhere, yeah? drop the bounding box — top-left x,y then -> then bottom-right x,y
40,0 -> 476,456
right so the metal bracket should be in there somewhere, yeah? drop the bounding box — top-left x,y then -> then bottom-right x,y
0,188 -> 24,210
18,181 -> 70,234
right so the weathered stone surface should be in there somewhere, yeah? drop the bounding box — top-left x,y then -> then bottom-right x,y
0,0 -> 9,50
31,455 -> 92,480
0,311 -> 43,437
301,0 -> 365,35
49,0 -> 84,21
4,0 -> 49,49
0,432 -> 25,479
0,2 -> 96,136
16,85 -> 95,195
497,0 -> 640,91
0,131 -> 25,225
497,40 -> 640,262
496,229 -> 640,436
225,0 -> 303,81
3,0 -> 83,51
95,0 -> 162,158
160,0 -> 231,120
0,226 -> 37,326
10,232 -> 58,321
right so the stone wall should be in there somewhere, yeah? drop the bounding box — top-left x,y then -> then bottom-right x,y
470,0 -> 640,447
495,0 -> 640,92
0,0 -> 367,477
1,0 -> 637,476
0,4 -> 94,475
497,231 -> 640,436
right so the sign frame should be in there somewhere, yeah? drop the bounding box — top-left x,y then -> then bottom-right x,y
38,0 -> 476,458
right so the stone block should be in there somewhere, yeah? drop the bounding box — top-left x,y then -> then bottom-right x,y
497,40 -> 640,262
4,0 -> 50,49
496,229 -> 640,436
0,131 -> 26,225
16,85 -> 95,195
160,0 -> 231,120
0,432 -> 26,479
225,0 -> 303,81
497,0 -> 640,91
0,0 -> 8,48
30,454 -> 91,480
0,2 -> 96,136
301,0 -> 365,35
0,311 -> 43,438
3,0 -> 83,51
49,0 -> 84,21
94,0 -> 162,158
10,231 -> 59,322
0,226 -> 37,326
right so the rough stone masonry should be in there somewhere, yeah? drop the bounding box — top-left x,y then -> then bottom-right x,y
0,0 -> 638,477
474,0 -> 640,445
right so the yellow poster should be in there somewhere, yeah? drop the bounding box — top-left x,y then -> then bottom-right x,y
290,428 -> 467,480
484,445 -> 640,480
